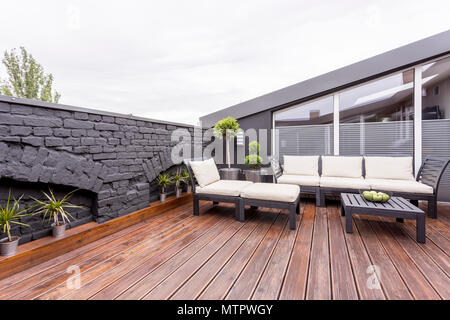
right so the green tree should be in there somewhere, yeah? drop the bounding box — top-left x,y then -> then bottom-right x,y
0,47 -> 61,103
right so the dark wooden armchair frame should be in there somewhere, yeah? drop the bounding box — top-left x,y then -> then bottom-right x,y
184,158 -> 301,229
183,158 -> 242,221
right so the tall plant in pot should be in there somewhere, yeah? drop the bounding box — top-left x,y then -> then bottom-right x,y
172,169 -> 186,198
182,169 -> 192,194
213,117 -> 240,179
245,141 -> 262,182
32,189 -> 82,238
0,189 -> 30,256
156,173 -> 172,203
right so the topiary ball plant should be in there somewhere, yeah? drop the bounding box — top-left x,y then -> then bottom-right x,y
213,117 -> 240,169
245,140 -> 262,170
245,154 -> 262,170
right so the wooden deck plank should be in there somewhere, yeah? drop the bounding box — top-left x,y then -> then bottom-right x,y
0,199 -> 448,301
170,212 -> 266,300
401,221 -> 450,276
58,211 -> 230,300
353,217 -> 413,300
306,206 -> 331,300
368,220 -> 441,300
0,194 -> 193,279
142,216 -> 250,300
94,208 -> 236,300
381,220 -> 450,299
33,211 -> 220,300
0,204 -> 195,299
198,209 -> 278,300
339,210 -> 385,300
327,204 -> 359,300
225,213 -> 286,300
278,202 -> 314,300
251,211 -> 301,300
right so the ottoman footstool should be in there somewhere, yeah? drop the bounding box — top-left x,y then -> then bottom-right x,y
239,183 -> 300,230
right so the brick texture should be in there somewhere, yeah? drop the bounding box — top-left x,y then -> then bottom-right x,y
0,101 -> 199,243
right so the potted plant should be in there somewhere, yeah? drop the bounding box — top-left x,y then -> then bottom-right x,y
172,168 -> 185,198
32,189 -> 82,238
182,169 -> 192,194
244,141 -> 263,182
0,189 -> 30,256
213,117 -> 240,179
156,173 -> 172,203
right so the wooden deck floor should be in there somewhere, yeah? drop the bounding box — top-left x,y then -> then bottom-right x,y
0,199 -> 449,300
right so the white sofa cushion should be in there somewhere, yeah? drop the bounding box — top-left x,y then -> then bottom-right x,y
320,177 -> 370,189
240,183 -> 300,203
364,156 -> 414,180
321,156 -> 363,178
196,180 -> 253,197
366,179 -> 433,194
189,158 -> 220,187
277,174 -> 320,187
283,155 -> 319,176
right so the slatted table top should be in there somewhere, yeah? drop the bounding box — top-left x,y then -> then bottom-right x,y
340,193 -> 424,214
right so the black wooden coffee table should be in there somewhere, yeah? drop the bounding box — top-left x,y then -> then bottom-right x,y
340,193 -> 426,243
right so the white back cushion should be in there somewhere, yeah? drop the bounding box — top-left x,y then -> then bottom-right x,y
321,156 -> 363,178
365,156 -> 414,180
283,155 -> 319,176
189,158 -> 220,187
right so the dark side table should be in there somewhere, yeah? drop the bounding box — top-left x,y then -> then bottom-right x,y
340,193 -> 426,243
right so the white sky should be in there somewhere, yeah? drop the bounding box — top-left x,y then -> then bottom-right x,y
0,0 -> 449,125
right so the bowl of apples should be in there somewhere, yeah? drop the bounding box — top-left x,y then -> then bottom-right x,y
360,190 -> 392,203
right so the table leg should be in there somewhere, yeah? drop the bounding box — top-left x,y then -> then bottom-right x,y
346,209 -> 353,233
236,199 -> 245,222
416,214 -> 426,243
341,206 -> 345,216
289,204 -> 296,230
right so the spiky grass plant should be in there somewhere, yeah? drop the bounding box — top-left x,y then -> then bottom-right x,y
172,168 -> 186,190
156,173 -> 172,194
0,189 -> 30,242
32,189 -> 82,226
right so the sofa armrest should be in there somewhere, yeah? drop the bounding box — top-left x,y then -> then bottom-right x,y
270,157 -> 283,182
416,157 -> 450,194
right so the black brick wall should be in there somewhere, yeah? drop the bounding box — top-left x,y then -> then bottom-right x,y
0,98 -> 199,243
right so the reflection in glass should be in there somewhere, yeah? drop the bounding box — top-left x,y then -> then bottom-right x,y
422,56 -> 450,201
274,96 -> 333,158
339,70 -> 414,156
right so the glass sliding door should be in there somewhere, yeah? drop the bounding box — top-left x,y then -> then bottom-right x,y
274,96 -> 333,161
422,56 -> 450,201
339,70 -> 414,156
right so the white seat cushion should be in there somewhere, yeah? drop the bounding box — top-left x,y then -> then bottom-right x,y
320,177 -> 369,189
189,158 -> 220,187
283,155 -> 319,176
196,180 -> 253,197
277,174 -> 320,187
321,156 -> 363,178
364,156 -> 414,180
366,179 -> 433,194
240,183 -> 300,203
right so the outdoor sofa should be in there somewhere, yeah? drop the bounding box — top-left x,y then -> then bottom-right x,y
183,158 -> 301,229
271,155 -> 449,218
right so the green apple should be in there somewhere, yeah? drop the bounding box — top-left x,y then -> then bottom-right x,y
373,194 -> 383,202
363,191 -> 373,201
382,193 -> 390,201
